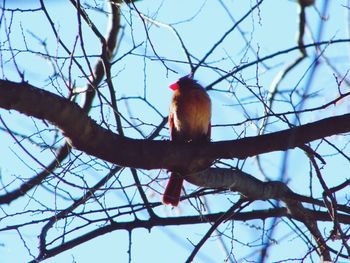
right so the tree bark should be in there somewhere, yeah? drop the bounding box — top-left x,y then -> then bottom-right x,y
1,79 -> 350,173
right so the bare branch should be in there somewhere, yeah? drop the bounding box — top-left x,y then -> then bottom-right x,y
1,80 -> 350,173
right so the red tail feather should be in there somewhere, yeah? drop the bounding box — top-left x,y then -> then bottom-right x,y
163,173 -> 183,206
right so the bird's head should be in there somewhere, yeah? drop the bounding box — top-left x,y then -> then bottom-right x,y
169,75 -> 197,91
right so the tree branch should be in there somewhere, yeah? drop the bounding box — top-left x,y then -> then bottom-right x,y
1,79 -> 350,174
187,168 -> 332,260
29,204 -> 348,262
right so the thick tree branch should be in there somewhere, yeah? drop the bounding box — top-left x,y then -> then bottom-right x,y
0,1 -> 122,205
29,204 -> 348,262
187,168 -> 332,260
1,79 -> 350,174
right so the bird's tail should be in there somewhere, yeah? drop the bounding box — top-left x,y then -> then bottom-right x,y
163,172 -> 183,206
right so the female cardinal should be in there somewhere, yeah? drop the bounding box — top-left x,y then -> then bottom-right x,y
163,76 -> 211,206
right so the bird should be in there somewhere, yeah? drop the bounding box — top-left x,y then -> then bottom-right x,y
163,75 -> 211,206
